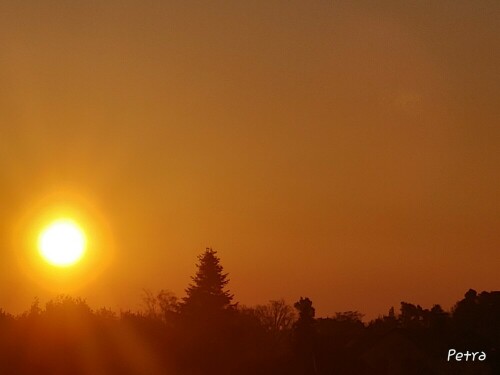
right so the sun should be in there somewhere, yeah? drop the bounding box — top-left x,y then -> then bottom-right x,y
38,219 -> 86,267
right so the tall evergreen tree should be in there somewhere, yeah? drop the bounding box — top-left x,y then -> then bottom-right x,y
179,249 -> 236,374
181,248 -> 234,316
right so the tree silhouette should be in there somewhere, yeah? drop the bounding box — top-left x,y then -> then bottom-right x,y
176,248 -> 237,374
254,299 -> 296,334
181,247 -> 234,317
293,297 -> 318,374
294,297 -> 315,326
399,302 -> 425,329
141,288 -> 179,327
0,286 -> 498,375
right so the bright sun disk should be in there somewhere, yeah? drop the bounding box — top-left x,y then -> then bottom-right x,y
38,219 -> 86,267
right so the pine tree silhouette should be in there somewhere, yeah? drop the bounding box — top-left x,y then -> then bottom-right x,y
181,248 -> 234,316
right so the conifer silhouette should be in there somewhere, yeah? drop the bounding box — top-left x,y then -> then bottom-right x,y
181,248 -> 234,315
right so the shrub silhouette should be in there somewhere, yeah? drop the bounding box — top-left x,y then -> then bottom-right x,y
0,250 -> 497,374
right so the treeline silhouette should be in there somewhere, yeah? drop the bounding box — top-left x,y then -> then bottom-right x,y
0,248 -> 498,374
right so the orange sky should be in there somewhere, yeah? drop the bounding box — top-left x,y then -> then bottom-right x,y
0,1 -> 499,319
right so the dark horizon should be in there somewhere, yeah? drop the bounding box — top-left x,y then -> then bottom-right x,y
1,248 -> 498,374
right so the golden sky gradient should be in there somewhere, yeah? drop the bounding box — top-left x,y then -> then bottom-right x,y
0,1 -> 499,318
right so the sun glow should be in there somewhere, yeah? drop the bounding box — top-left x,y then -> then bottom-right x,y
38,219 -> 86,267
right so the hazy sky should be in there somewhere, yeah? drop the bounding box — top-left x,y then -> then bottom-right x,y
0,1 -> 499,318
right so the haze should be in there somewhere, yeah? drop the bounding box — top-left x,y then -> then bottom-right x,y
0,1 -> 498,319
